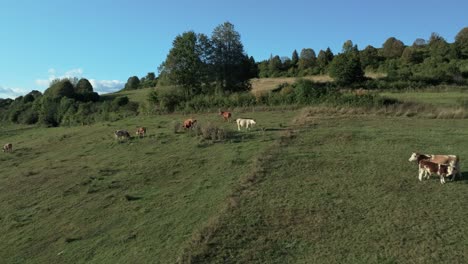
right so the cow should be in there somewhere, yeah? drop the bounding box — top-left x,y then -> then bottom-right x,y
135,127 -> 147,137
183,119 -> 197,129
219,109 -> 232,122
409,152 -> 461,180
236,118 -> 256,131
114,130 -> 131,140
3,143 -> 12,152
418,160 -> 455,184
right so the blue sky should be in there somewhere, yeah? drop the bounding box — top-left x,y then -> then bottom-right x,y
0,0 -> 466,98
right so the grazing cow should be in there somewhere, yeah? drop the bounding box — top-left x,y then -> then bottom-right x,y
183,119 -> 197,129
135,127 -> 147,137
418,160 -> 455,184
409,152 -> 461,180
219,109 -> 232,122
114,130 -> 131,140
236,118 -> 256,131
3,143 -> 12,152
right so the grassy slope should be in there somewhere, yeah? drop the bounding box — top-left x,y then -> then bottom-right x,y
0,110 -> 297,263
184,110 -> 468,263
380,91 -> 468,107
3,89 -> 468,263
102,88 -> 152,104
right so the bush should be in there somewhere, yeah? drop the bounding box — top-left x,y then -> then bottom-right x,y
293,79 -> 330,104
196,123 -> 232,141
113,96 -> 129,107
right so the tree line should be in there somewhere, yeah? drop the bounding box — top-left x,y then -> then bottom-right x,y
0,78 -> 138,126
258,28 -> 468,86
1,23 -> 468,126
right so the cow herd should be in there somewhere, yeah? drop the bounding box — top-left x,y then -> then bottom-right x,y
112,110 -> 257,141
408,152 -> 461,184
2,112 -> 464,184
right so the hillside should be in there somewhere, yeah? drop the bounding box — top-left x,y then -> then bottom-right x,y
0,110 -> 297,263
2,92 -> 468,263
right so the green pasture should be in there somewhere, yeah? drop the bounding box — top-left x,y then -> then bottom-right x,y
0,110 -> 297,264
380,91 -> 468,107
183,112 -> 468,263
2,98 -> 468,263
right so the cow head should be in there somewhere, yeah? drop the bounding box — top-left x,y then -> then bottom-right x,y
447,165 -> 456,176
408,152 -> 419,162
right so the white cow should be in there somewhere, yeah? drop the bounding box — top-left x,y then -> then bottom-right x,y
236,118 -> 256,131
3,143 -> 13,152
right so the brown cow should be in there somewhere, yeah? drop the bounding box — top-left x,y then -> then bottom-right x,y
219,109 -> 232,122
3,143 -> 12,152
418,160 -> 455,184
135,127 -> 147,137
183,119 -> 197,129
409,152 -> 461,180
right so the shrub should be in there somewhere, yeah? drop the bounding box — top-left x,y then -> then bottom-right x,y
113,96 -> 129,107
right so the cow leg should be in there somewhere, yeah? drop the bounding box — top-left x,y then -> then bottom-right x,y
418,168 -> 424,181
440,175 -> 446,184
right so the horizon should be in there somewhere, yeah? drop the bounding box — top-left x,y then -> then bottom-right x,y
1,0 -> 467,99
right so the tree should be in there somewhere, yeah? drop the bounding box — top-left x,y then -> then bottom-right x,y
412,38 -> 427,47
146,72 -> 156,81
291,50 -> 299,67
44,79 -> 75,99
401,47 -> 420,64
124,76 -> 140,90
381,37 -> 405,59
268,55 -> 282,76
428,32 -> 450,58
247,56 -> 258,79
158,31 -> 207,96
75,78 -> 94,94
455,27 -> 468,58
317,47 -> 334,73
298,48 -> 317,71
329,52 -> 364,85
342,40 -> 357,54
211,22 -> 250,93
360,45 -> 380,69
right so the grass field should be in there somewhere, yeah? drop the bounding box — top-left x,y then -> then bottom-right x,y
0,110 -> 297,263
182,110 -> 468,263
2,89 -> 468,263
380,91 -> 468,108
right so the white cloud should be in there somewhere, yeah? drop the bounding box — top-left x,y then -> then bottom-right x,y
0,85 -> 29,99
34,68 -> 124,94
64,68 -> 83,78
89,79 -> 125,94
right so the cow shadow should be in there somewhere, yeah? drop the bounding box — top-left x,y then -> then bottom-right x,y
458,171 -> 468,182
262,128 -> 289,132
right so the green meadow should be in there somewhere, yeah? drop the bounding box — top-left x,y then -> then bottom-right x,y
380,90 -> 468,107
1,91 -> 468,263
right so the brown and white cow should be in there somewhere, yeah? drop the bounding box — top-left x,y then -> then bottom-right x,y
418,160 -> 455,184
219,109 -> 232,122
3,143 -> 13,152
183,119 -> 197,129
114,130 -> 131,140
409,152 -> 461,181
135,127 -> 147,137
